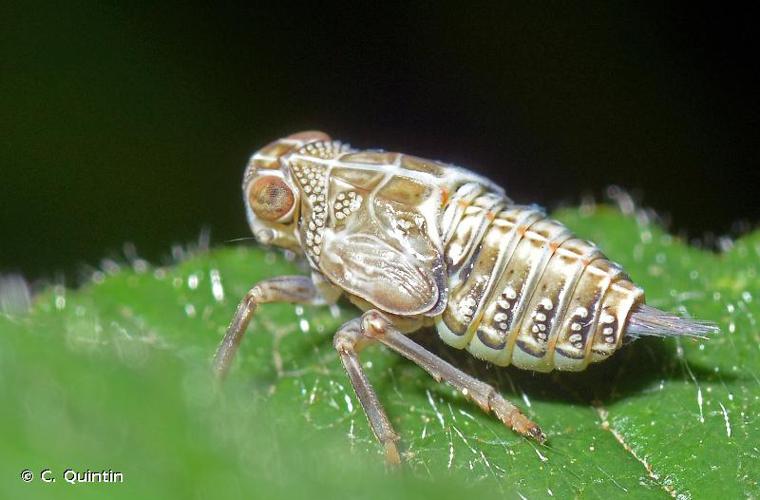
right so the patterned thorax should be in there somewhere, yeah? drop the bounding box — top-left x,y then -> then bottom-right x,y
276,138 -> 644,372
284,141 -> 496,316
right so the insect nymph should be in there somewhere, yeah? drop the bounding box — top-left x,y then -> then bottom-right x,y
213,130 -> 717,463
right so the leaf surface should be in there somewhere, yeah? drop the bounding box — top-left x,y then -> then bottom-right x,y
1,205 -> 758,499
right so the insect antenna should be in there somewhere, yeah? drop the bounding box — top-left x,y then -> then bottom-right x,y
224,236 -> 259,244
627,304 -> 720,340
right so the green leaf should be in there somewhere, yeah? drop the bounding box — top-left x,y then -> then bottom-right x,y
2,205 -> 758,499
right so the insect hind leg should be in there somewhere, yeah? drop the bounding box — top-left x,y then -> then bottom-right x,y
361,310 -> 546,443
213,275 -> 318,379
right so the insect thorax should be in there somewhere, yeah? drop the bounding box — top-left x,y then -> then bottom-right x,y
285,144 -> 495,317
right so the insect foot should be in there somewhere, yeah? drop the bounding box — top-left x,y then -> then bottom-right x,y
488,391 -> 546,444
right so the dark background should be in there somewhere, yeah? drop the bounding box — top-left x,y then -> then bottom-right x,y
2,2 -> 758,282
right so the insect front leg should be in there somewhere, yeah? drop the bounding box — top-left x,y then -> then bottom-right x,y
360,310 -> 547,443
333,318 -> 401,465
213,275 -> 321,379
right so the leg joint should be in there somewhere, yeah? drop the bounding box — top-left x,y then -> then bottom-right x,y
332,318 -> 364,352
361,310 -> 391,339
244,285 -> 264,304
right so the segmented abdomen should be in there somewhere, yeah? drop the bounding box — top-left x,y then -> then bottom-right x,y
436,184 -> 644,372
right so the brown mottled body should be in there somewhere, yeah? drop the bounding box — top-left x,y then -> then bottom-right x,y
268,139 -> 644,372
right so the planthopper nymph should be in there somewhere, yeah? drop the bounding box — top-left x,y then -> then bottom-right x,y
213,131 -> 718,464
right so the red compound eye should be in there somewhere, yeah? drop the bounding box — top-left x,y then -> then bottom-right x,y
249,176 -> 294,221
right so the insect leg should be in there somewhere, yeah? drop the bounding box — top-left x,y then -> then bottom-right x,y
361,310 -> 546,443
333,318 -> 401,465
213,275 -> 318,379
